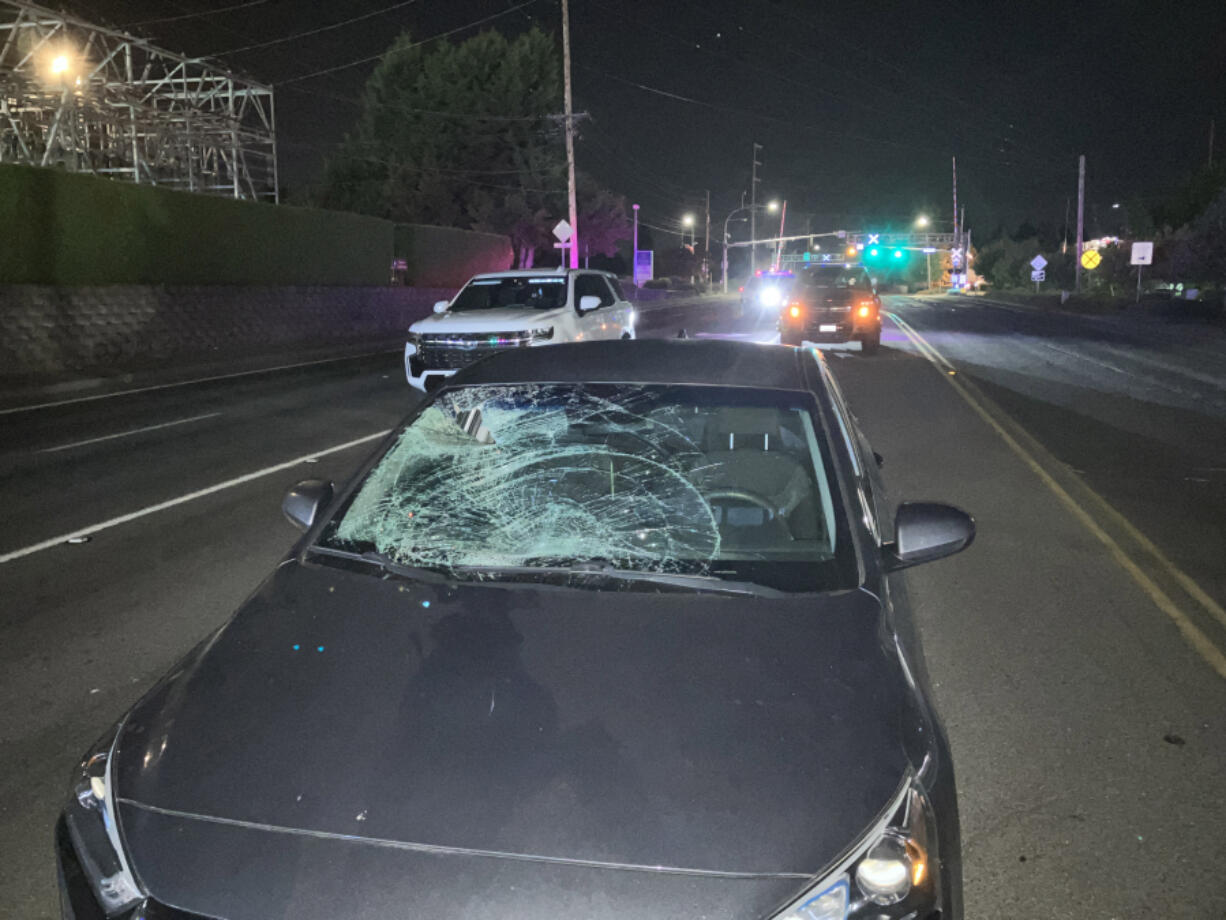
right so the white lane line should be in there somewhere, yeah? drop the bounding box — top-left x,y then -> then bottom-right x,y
0,430 -> 391,565
39,412 -> 221,453
0,349 -> 401,417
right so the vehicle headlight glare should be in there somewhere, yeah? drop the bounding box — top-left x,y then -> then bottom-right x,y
854,834 -> 912,905
64,725 -> 144,916
529,326 -> 554,342
776,877 -> 848,920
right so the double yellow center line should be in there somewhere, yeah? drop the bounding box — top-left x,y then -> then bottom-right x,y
888,310 -> 1226,680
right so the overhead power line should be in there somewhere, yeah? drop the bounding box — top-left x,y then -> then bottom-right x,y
279,0 -> 541,85
213,0 -> 423,57
281,84 -> 563,123
124,0 -> 270,28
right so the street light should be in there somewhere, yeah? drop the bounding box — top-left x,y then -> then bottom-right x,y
915,215 -> 930,228
41,46 -> 79,85
720,200 -> 785,292
681,213 -> 695,245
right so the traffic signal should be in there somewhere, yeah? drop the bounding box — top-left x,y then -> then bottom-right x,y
892,249 -> 904,259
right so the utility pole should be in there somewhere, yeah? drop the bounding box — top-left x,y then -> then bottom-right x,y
561,0 -> 579,269
951,156 -> 958,248
1210,118 -> 1216,169
704,189 -> 711,284
750,142 -> 762,276
1075,154 -> 1086,294
631,203 -> 639,284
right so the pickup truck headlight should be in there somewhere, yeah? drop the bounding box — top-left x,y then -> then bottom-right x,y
528,326 -> 554,343
771,774 -> 938,919
62,723 -> 144,916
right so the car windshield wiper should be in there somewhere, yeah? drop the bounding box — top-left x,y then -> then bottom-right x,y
305,545 -> 451,583
453,560 -> 782,597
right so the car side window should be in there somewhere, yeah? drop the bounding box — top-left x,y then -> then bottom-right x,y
608,277 -> 628,302
574,274 -> 614,309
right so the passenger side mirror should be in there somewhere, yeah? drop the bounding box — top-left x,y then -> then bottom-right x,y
578,294 -> 602,314
433,300 -> 449,314
283,479 -> 334,532
883,501 -> 974,571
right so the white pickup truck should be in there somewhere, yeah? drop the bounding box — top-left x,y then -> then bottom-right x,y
405,268 -> 636,391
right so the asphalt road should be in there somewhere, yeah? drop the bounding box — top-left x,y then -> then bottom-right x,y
3,295 -> 1225,918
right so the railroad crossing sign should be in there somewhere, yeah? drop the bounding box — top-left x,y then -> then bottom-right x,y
1080,249 -> 1102,270
1130,241 -> 1153,265
1030,254 -> 1047,271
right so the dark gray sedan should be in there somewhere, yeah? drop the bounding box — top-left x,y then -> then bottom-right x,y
57,339 -> 972,920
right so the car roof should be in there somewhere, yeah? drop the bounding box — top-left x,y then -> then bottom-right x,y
469,268 -> 616,280
446,339 -> 816,391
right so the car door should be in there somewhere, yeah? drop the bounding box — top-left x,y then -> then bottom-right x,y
604,275 -> 636,338
572,273 -> 621,340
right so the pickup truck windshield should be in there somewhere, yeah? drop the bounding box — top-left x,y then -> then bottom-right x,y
319,383 -> 857,593
450,276 -> 567,311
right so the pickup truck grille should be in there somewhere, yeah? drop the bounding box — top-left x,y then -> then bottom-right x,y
416,332 -> 531,372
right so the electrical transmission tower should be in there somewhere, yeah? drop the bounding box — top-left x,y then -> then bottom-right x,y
0,0 -> 277,201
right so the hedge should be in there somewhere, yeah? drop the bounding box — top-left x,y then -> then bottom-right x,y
0,164 -> 393,285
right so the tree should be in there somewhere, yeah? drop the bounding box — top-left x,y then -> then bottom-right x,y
1169,188 -> 1226,288
316,28 -> 566,266
315,28 -> 630,268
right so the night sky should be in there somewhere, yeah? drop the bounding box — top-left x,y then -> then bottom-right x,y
74,0 -> 1226,238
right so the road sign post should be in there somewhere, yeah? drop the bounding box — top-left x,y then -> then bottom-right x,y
1030,255 -> 1047,293
1131,241 -> 1153,303
552,219 -> 573,266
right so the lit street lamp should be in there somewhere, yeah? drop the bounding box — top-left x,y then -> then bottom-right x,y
682,213 -> 696,246
720,200 -> 783,293
915,215 -> 930,228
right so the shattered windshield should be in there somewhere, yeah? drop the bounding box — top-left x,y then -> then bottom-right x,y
319,384 -> 857,593
450,276 -> 567,312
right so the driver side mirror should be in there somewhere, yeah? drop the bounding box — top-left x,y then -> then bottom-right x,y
578,294 -> 602,314
883,501 -> 974,571
283,479 -> 334,532
433,300 -> 449,314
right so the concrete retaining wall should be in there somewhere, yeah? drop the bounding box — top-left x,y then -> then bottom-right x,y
0,284 -> 451,379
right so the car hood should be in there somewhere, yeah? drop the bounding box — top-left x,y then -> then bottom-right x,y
114,562 -> 913,918
410,307 -> 567,334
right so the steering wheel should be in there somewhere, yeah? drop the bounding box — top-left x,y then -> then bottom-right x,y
703,488 -> 779,519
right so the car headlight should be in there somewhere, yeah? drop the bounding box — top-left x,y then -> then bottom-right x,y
759,285 -> 782,307
771,774 -> 937,919
62,722 -> 144,916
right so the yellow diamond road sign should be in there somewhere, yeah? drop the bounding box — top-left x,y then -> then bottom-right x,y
1081,249 -> 1102,270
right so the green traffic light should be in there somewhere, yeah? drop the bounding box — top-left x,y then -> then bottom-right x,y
892,249 -> 904,259
868,248 -> 879,258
